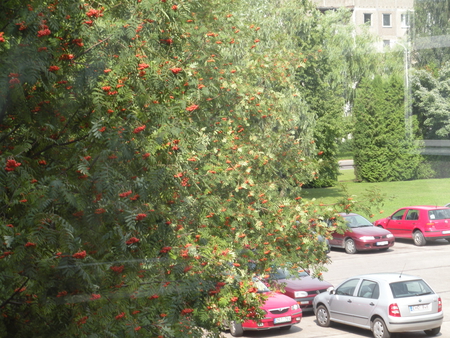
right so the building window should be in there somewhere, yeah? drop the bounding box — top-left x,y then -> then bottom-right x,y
383,14 -> 391,27
383,40 -> 391,48
364,13 -> 372,25
401,13 -> 410,27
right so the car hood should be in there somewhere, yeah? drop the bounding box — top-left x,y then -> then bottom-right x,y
374,217 -> 389,226
262,292 -> 296,309
347,226 -> 391,236
278,276 -> 333,292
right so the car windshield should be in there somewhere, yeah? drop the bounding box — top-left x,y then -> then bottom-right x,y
269,268 -> 309,280
343,215 -> 373,228
428,208 -> 450,220
253,279 -> 270,293
390,280 -> 434,298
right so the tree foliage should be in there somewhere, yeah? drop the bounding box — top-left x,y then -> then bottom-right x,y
412,62 -> 450,139
353,75 -> 422,182
412,0 -> 450,68
0,0 -> 340,337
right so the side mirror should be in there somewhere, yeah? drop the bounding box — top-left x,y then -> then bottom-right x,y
327,286 -> 335,294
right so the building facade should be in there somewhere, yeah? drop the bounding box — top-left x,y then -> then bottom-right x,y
312,0 -> 414,49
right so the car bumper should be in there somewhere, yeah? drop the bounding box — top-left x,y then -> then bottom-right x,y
355,239 -> 394,251
295,297 -> 317,311
386,313 -> 444,333
243,312 -> 302,330
424,230 -> 450,240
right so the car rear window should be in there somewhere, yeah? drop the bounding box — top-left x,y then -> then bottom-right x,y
428,209 -> 450,220
390,280 -> 434,298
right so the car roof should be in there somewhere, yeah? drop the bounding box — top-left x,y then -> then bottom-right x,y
399,205 -> 448,211
348,273 -> 423,283
338,212 -> 361,216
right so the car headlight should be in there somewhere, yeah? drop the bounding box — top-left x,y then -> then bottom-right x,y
359,236 -> 375,240
386,234 -> 394,238
294,291 -> 308,298
291,303 -> 300,311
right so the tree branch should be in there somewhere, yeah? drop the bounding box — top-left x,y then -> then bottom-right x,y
74,35 -> 113,60
0,277 -> 29,308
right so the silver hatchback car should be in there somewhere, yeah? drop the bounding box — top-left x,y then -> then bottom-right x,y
313,273 -> 443,338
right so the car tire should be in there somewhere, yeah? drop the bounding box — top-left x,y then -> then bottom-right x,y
424,327 -> 441,336
413,230 -> 426,246
372,318 -> 391,338
316,305 -> 331,327
229,321 -> 243,337
345,238 -> 357,254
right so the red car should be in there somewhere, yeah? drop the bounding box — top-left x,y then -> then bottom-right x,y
228,279 -> 302,336
374,205 -> 450,246
266,268 -> 333,312
329,213 -> 395,254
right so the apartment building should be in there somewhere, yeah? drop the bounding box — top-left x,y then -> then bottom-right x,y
312,0 -> 414,49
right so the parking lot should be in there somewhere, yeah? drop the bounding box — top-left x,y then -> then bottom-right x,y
221,238 -> 450,338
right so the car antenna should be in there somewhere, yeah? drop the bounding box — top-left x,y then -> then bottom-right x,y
399,263 -> 406,278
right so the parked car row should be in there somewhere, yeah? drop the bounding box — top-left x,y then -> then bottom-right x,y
227,270 -> 443,338
327,205 -> 450,254
227,269 -> 333,336
226,205 -> 449,337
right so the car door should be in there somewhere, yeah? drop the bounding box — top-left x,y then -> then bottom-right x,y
350,279 -> 380,328
328,278 -> 360,323
327,219 -> 344,247
401,209 -> 420,237
385,208 -> 407,237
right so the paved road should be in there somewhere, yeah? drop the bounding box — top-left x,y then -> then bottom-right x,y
339,159 -> 354,170
220,238 -> 450,338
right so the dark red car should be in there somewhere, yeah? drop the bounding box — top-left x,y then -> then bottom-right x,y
266,268 -> 333,312
374,205 -> 450,246
329,213 -> 395,254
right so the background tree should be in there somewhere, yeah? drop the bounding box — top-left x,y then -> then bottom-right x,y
293,7 -> 380,187
0,0 -> 339,337
353,75 -> 423,182
411,62 -> 450,177
412,62 -> 450,140
412,0 -> 450,69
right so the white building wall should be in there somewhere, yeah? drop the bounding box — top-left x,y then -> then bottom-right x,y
312,0 -> 414,49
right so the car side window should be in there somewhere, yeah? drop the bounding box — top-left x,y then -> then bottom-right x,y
405,210 -> 419,220
357,280 -> 379,299
392,209 -> 406,220
336,279 -> 359,296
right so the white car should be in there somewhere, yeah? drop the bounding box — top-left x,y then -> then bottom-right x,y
313,273 -> 443,338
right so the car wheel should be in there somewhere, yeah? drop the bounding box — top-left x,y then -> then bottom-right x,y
316,305 -> 331,327
413,230 -> 426,246
424,327 -> 441,336
345,238 -> 357,254
372,318 -> 391,338
229,321 -> 243,337
279,325 -> 292,331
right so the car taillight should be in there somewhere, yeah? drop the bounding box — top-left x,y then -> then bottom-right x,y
438,297 -> 442,312
389,303 -> 401,317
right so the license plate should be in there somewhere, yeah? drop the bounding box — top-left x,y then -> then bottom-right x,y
274,316 -> 291,324
442,230 -> 450,234
300,301 -> 309,305
409,304 -> 430,313
376,241 -> 388,246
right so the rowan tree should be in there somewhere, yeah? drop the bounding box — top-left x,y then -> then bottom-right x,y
0,1 -> 338,337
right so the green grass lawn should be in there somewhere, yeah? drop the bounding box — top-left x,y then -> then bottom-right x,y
302,169 -> 450,220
